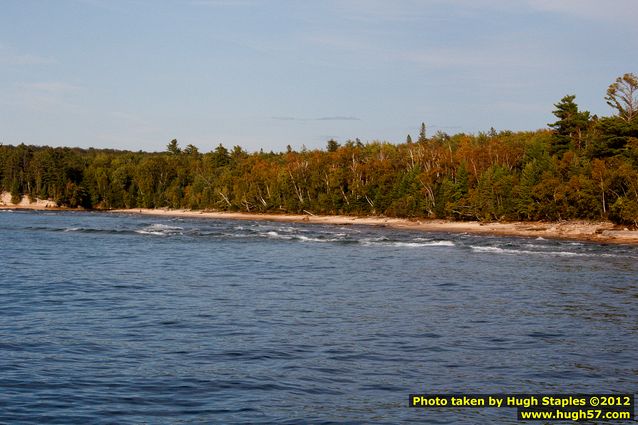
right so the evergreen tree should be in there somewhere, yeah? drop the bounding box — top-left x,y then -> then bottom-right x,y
591,116 -> 638,158
212,144 -> 230,167
418,122 -> 427,143
326,139 -> 340,152
549,95 -> 590,154
184,144 -> 199,156
167,139 -> 181,155
1,75 -> 637,225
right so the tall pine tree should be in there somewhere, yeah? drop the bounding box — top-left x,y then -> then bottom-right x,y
548,95 -> 590,154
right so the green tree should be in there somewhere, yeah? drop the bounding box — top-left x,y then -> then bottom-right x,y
548,95 -> 591,154
326,139 -> 340,152
610,197 -> 638,226
212,144 -> 230,167
418,122 -> 427,143
167,139 -> 181,155
184,144 -> 199,156
591,116 -> 638,158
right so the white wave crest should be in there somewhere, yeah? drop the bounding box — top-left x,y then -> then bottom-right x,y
260,231 -> 293,240
135,223 -> 184,236
471,246 -> 582,257
296,235 -> 347,243
361,240 -> 455,248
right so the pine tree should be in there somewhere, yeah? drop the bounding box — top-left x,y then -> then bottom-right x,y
548,95 -> 590,154
418,123 -> 427,143
167,139 -> 181,155
326,139 -> 340,152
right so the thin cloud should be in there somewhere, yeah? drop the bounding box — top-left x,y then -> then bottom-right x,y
70,0 -> 136,13
272,116 -> 300,121
326,0 -> 428,24
316,116 -> 360,121
6,81 -> 84,113
525,0 -> 638,24
272,116 -> 361,121
398,44 -> 553,70
332,0 -> 638,25
0,45 -> 55,66
306,29 -> 558,71
429,125 -> 462,130
17,82 -> 82,93
305,34 -> 372,54
190,0 -> 256,6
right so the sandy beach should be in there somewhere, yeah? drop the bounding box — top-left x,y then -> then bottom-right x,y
107,208 -> 638,245
2,192 -> 636,244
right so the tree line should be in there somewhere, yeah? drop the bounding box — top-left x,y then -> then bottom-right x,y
1,73 -> 637,225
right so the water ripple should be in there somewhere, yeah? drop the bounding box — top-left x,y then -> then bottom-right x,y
0,211 -> 636,424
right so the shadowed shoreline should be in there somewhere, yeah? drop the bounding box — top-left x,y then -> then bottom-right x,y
3,191 -> 637,244
107,208 -> 638,245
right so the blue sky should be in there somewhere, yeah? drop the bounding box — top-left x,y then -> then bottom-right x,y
1,0 -> 636,152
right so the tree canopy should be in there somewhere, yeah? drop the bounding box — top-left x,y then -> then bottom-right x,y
606,73 -> 638,123
2,73 -> 637,226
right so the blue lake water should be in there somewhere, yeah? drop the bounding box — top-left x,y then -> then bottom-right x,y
1,210 -> 637,424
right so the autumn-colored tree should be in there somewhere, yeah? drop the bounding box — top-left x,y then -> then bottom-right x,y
606,73 -> 638,123
2,74 -> 637,225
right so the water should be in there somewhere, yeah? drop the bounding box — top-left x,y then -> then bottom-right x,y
1,210 -> 636,424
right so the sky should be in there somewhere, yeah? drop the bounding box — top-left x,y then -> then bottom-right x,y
1,0 -> 636,153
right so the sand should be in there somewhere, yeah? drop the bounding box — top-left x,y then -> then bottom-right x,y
108,208 -> 638,245
2,191 -> 637,244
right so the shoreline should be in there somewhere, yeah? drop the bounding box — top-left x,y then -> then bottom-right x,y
107,208 -> 637,245
2,191 -> 637,244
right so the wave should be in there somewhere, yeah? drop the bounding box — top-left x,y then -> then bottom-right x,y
360,237 -> 389,244
135,223 -> 184,236
361,239 -> 455,248
421,240 -> 455,246
221,232 -> 253,238
258,231 -> 350,243
470,246 -> 583,257
277,226 -> 305,233
27,225 -> 133,235
253,229 -> 458,247
260,230 -> 293,240
247,229 -> 457,247
296,234 -> 350,243
296,235 -> 331,243
392,240 -> 455,247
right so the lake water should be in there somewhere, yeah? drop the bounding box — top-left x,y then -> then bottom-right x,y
1,210 -> 636,424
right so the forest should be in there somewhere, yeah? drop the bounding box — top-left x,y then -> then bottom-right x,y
1,74 -> 638,225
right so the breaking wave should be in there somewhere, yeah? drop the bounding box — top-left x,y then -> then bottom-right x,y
471,246 -> 584,257
135,223 -> 184,236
